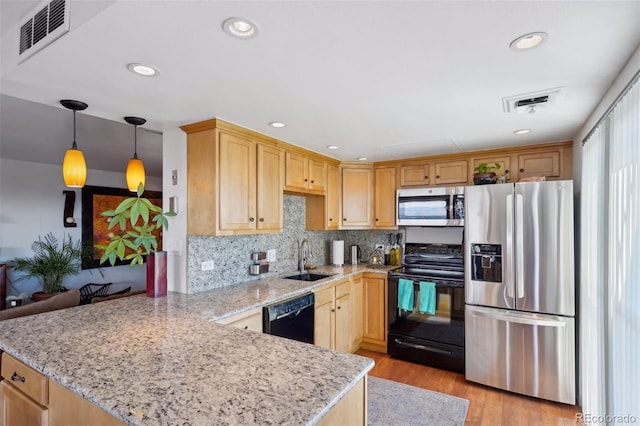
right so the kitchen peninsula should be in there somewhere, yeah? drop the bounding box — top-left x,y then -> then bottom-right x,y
0,266 -> 378,425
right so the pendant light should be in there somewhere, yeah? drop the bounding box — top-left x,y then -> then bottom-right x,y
61,100 -> 88,187
124,116 -> 146,192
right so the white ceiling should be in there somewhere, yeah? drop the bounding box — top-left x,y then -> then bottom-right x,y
1,0 -> 640,178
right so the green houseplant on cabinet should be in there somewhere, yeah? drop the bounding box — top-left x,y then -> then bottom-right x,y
473,162 -> 502,185
98,183 -> 176,297
9,233 -> 84,301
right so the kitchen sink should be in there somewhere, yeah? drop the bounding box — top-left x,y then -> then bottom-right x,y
284,272 -> 335,282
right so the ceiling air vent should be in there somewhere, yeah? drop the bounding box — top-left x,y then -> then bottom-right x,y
502,87 -> 565,114
18,0 -> 70,63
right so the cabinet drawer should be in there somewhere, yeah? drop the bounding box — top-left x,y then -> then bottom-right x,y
217,308 -> 262,332
1,353 -> 48,405
314,286 -> 334,306
335,280 -> 351,299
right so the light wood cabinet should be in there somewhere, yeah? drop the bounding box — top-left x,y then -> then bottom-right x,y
400,163 -> 430,186
216,307 -> 262,332
341,165 -> 373,229
0,353 -> 123,426
317,376 -> 366,426
351,276 -> 364,352
471,155 -> 512,182
305,163 -> 341,231
373,166 -> 397,229
361,273 -> 388,353
285,152 -> 326,193
434,160 -> 467,185
185,126 -> 283,236
517,150 -> 561,179
313,279 -> 353,352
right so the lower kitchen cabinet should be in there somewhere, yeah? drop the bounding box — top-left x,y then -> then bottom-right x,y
351,277 -> 364,352
0,353 -> 124,426
316,376 -> 366,426
314,279 -> 353,353
361,273 -> 388,353
215,307 -> 262,332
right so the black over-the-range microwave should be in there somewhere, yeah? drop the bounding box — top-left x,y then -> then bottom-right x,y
396,186 -> 465,227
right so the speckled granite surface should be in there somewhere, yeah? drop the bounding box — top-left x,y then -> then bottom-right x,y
0,266 -> 388,425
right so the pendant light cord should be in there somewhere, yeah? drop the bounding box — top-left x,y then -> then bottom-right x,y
133,125 -> 138,159
72,110 -> 78,150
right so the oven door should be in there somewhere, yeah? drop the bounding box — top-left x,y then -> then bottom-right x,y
388,274 -> 465,347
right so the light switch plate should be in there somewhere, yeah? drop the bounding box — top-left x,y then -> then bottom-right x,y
267,249 -> 277,262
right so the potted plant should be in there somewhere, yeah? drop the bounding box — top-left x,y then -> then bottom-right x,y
98,183 -> 176,296
9,233 -> 84,301
473,162 -> 502,185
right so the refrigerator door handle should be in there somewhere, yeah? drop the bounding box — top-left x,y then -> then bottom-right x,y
472,308 -> 567,327
515,193 -> 525,300
505,193 -> 515,300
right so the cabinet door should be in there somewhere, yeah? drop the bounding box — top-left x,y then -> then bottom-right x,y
308,159 -> 327,192
342,166 -> 373,228
314,286 -> 335,350
256,144 -> 284,231
374,166 -> 397,229
0,381 -> 48,426
284,152 -> 309,191
434,160 -> 468,185
400,164 -> 429,186
326,164 -> 340,229
335,292 -> 352,353
363,275 -> 387,348
472,156 -> 511,183
351,277 -> 364,352
517,151 -> 561,179
219,132 -> 256,231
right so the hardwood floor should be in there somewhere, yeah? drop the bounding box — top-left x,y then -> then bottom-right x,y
357,349 -> 581,425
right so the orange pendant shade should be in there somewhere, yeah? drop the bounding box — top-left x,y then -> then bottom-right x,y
126,158 -> 146,192
62,148 -> 87,187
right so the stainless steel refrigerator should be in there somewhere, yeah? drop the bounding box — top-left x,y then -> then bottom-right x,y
464,180 -> 575,405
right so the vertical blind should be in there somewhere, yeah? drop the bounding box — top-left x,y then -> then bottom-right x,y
581,75 -> 639,424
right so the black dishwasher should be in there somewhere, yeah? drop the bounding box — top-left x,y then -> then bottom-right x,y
263,292 -> 314,344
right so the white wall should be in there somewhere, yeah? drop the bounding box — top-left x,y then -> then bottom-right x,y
0,157 -> 161,297
161,128 -> 187,293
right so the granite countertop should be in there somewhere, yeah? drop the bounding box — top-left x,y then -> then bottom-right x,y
0,265 -> 389,425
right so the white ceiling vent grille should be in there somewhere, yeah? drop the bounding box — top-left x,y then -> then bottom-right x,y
502,87 -> 565,114
18,0 -> 70,63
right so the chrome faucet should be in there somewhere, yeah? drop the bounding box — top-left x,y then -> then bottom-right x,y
298,239 -> 311,273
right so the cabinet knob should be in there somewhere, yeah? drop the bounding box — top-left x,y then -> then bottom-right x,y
331,309 -> 335,312
259,218 -> 264,222
425,176 -> 429,179
375,218 -> 379,221
337,306 -> 342,310
505,169 -> 510,174
343,218 -> 347,221
329,218 -> 333,221
310,180 -> 314,183
304,178 -> 308,182
11,372 -> 25,383
249,217 -> 255,222
436,175 -> 440,179
243,326 -> 248,330
520,168 -> 524,173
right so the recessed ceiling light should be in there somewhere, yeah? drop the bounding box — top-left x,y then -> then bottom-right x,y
326,145 -> 340,150
269,121 -> 286,128
357,157 -> 368,161
127,63 -> 159,77
222,17 -> 259,39
509,32 -> 548,51
514,128 -> 532,135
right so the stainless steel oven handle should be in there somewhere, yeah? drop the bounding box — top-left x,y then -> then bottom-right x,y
394,339 -> 452,355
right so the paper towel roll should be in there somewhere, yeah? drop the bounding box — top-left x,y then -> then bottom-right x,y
332,240 -> 344,266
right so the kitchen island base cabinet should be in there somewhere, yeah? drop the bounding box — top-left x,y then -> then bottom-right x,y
215,307 -> 262,332
49,380 -> 125,426
0,380 -> 48,426
317,376 -> 366,426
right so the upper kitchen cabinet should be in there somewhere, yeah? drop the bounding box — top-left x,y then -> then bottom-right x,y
284,152 -> 327,194
400,160 -> 467,187
471,155 -> 512,182
341,164 -> 373,229
305,162 -> 341,231
433,160 -> 468,185
517,150 -> 561,180
182,119 -> 284,236
399,163 -> 430,187
373,166 -> 397,229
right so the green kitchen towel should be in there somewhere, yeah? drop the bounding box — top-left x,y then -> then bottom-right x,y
419,281 -> 436,315
398,278 -> 414,311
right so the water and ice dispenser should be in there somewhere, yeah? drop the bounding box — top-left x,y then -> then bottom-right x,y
470,244 -> 502,283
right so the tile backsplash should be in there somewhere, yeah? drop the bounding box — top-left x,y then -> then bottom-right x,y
186,194 -> 398,293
